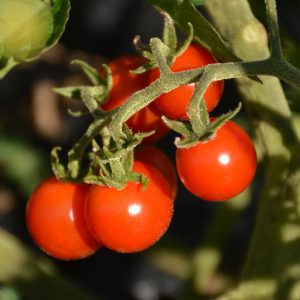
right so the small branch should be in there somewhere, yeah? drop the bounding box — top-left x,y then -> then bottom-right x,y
67,116 -> 111,178
109,56 -> 300,143
150,38 -> 171,74
187,71 -> 211,135
265,0 -> 283,58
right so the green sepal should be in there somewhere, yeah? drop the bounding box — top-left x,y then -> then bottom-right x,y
149,0 -> 239,63
133,35 -> 153,60
54,85 -> 107,118
71,59 -> 104,86
132,12 -> 194,75
174,134 -> 202,148
174,22 -> 194,58
53,86 -> 89,100
83,174 -> 126,190
54,60 -> 112,118
67,107 -> 89,118
174,102 -> 242,149
131,61 -> 156,75
162,12 -> 177,50
209,102 -> 242,132
55,85 -> 106,101
81,126 -> 153,190
80,87 -> 106,117
50,147 -> 67,179
128,172 -> 149,191
162,116 -> 193,136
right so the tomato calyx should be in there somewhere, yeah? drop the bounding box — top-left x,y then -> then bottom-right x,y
83,127 -> 151,190
132,12 -> 194,75
51,123 -> 151,190
54,59 -> 112,114
164,100 -> 242,148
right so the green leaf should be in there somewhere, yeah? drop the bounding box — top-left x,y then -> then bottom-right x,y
0,0 -> 70,78
148,0 -> 239,63
191,0 -> 204,5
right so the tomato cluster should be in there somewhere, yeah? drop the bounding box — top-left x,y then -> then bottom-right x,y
26,147 -> 175,260
26,43 -> 257,260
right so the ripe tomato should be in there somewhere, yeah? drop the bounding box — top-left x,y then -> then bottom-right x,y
85,161 -> 174,253
176,121 -> 257,201
135,145 -> 177,198
101,55 -> 169,142
26,177 -> 100,260
149,43 -> 224,120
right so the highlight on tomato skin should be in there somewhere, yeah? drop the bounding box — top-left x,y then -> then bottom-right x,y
134,145 -> 178,198
176,120 -> 257,201
101,55 -> 169,143
148,43 -> 224,120
26,177 -> 100,260
85,161 -> 174,253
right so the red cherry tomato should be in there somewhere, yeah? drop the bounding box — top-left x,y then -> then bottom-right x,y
101,55 -> 169,142
149,43 -> 224,120
26,177 -> 100,260
85,161 -> 174,253
135,145 -> 177,198
176,120 -> 257,201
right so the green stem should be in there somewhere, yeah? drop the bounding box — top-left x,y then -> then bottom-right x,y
187,71 -> 211,135
265,0 -> 283,58
202,0 -> 300,299
67,116 -> 110,178
150,38 -> 171,74
109,56 -> 300,142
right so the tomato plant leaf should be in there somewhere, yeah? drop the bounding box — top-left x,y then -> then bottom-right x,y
190,0 -> 204,5
148,0 -> 239,63
0,0 -> 70,79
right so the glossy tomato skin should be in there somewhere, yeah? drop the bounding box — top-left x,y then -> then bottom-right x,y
101,55 -> 169,143
149,43 -> 224,120
176,121 -> 257,201
135,145 -> 177,198
26,177 -> 100,260
85,161 -> 174,253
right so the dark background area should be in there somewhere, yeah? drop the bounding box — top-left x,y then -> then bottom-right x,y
1,1 -> 300,299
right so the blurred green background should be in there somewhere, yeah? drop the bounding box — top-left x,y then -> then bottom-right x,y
1,0 -> 300,299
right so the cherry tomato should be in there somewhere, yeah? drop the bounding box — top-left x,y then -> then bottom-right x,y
26,177 -> 100,260
149,43 -> 224,120
176,120 -> 257,201
85,161 -> 174,253
135,145 -> 177,198
101,55 -> 169,142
